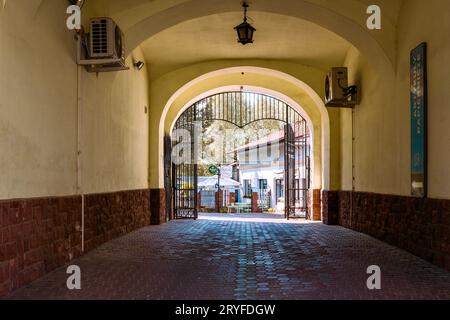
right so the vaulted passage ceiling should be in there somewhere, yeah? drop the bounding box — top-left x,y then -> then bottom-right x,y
140,12 -> 352,79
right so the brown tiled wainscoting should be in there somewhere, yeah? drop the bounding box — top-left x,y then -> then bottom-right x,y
322,191 -> 450,272
0,188 -> 165,297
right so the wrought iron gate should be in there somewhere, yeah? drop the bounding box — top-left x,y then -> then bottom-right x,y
164,135 -> 173,221
172,105 -> 198,219
284,108 -> 311,219
170,92 -> 311,220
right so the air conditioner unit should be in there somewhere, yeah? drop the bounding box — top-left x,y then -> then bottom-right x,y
76,17 -> 129,72
324,67 -> 359,108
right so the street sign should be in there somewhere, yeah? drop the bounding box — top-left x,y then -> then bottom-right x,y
208,165 -> 219,175
410,43 -> 427,198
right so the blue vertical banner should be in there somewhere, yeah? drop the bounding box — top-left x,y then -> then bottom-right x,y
410,43 -> 428,198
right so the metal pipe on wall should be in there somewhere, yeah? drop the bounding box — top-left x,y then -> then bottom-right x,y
76,65 -> 85,252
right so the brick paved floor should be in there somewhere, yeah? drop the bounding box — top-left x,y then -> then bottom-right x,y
5,213 -> 450,300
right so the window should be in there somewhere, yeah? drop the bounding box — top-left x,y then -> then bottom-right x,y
267,142 -> 272,159
244,180 -> 252,197
259,179 -> 268,190
276,179 -> 284,203
295,179 -> 300,201
295,179 -> 300,190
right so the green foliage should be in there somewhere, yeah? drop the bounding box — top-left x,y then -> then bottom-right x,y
200,119 -> 283,166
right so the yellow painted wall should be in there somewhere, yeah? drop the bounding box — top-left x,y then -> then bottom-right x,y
344,46 -> 407,195
0,0 -> 149,200
395,0 -> 450,199
0,0 -> 78,199
4,0 -> 450,201
342,0 -> 450,199
79,48 -> 149,194
340,47 -> 358,191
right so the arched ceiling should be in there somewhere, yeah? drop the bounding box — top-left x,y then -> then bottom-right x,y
87,0 -> 403,33
84,0 -> 404,76
140,12 -> 351,79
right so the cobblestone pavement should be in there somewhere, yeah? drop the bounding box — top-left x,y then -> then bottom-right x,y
5,213 -> 450,300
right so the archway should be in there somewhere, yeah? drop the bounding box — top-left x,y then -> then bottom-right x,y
158,66 -> 329,194
168,91 -> 312,220
170,85 -> 316,190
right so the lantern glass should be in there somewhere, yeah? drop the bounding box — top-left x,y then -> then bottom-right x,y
247,27 -> 254,40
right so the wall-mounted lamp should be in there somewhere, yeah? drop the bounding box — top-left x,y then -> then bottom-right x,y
68,0 -> 85,9
133,61 -> 145,71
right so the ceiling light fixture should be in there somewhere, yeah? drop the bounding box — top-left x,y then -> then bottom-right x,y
234,2 -> 256,45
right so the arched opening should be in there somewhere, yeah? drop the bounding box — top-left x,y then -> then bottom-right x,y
157,67 -> 329,195
167,91 -> 312,221
169,85 -> 317,191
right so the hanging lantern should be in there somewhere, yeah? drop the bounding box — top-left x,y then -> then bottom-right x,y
234,3 -> 256,45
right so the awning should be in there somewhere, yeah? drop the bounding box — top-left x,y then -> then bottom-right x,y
198,176 -> 241,188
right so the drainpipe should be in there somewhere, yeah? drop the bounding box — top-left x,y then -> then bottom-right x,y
351,108 -> 356,225
76,64 -> 85,252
